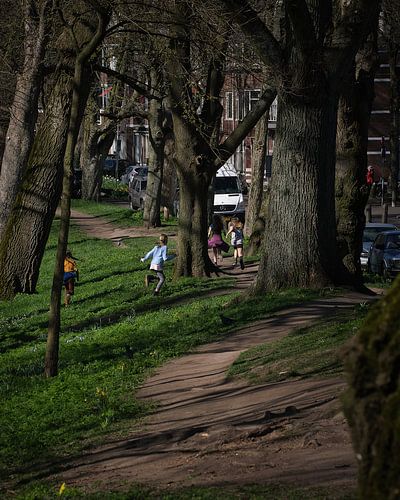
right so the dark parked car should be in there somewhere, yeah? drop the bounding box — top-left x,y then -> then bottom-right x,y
360,223 -> 397,269
103,157 -> 129,178
368,230 -> 400,279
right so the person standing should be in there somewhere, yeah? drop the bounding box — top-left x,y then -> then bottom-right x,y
227,218 -> 245,269
208,214 -> 229,265
63,250 -> 79,306
141,234 -> 175,295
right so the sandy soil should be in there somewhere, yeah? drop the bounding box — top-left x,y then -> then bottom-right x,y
46,211 -> 372,494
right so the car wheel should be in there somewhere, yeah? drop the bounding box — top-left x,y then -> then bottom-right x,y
367,260 -> 372,274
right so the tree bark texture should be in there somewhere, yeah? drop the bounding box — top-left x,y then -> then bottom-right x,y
335,35 -> 378,281
172,116 -> 212,277
0,0 -> 51,241
143,97 -> 165,228
0,69 -> 73,299
389,47 -> 400,207
244,108 -> 270,238
343,281 -> 400,499
80,95 -> 116,201
0,13 -> 100,300
253,93 -> 341,292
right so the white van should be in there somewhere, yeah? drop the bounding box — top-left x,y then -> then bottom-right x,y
213,165 -> 245,221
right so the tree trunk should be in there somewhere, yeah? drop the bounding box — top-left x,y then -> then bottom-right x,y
343,280 -> 400,498
45,7 -> 110,377
0,0 -> 51,240
335,39 -> 377,281
244,108 -> 270,238
0,69 -> 73,299
80,97 -> 116,201
174,166 -> 211,277
161,135 -> 177,214
0,14 -> 99,300
389,47 -> 400,207
143,97 -> 165,228
253,93 -> 341,292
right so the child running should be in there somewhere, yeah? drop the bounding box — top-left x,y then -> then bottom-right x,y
140,234 -> 175,295
63,250 -> 79,306
226,218 -> 245,269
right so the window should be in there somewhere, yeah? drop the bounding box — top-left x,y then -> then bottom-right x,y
238,90 -> 261,120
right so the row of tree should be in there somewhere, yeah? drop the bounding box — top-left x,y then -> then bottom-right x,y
1,0 -> 400,494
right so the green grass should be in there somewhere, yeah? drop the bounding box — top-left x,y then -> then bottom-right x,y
228,303 -> 370,385
0,219 -> 322,486
14,482 -> 355,499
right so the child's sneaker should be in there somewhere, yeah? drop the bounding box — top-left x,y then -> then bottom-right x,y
154,289 -> 160,296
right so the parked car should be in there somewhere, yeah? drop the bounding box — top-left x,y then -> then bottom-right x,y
361,223 -> 398,269
103,157 -> 129,179
128,175 -> 147,209
120,165 -> 148,185
368,230 -> 400,279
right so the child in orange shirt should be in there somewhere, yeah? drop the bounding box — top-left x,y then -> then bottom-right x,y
63,250 -> 79,306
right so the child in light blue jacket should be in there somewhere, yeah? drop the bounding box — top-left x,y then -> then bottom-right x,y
141,234 -> 175,295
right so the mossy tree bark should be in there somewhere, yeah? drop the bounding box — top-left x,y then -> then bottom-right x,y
0,0 -> 51,241
335,34 -> 378,283
343,282 -> 400,498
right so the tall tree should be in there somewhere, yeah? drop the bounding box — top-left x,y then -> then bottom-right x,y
0,1 -> 107,299
335,30 -> 379,283
219,0 -> 380,291
0,0 -> 51,240
45,0 -> 111,377
165,0 -> 276,277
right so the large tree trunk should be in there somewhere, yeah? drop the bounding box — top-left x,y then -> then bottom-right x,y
343,280 -> 400,498
0,0 -> 51,240
253,92 -> 342,292
335,38 -> 377,281
389,46 -> 400,207
0,70 -> 73,299
0,16 -> 98,300
143,97 -> 165,228
172,115 -> 213,277
175,165 -> 211,277
244,108 -> 270,238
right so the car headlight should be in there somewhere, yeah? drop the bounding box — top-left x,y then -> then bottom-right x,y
386,258 -> 393,267
236,200 -> 245,210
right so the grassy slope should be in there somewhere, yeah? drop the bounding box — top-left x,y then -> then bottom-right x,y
228,305 -> 370,385
0,213 -> 321,484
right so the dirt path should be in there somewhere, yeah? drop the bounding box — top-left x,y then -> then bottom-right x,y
70,209 -> 177,244
56,211 -> 370,494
